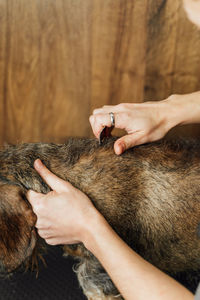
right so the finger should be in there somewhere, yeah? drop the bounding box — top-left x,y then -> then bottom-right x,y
37,229 -> 53,239
34,159 -> 71,192
45,238 -> 61,246
93,105 -> 116,115
90,112 -> 127,138
89,113 -> 112,138
93,104 -> 130,115
35,220 -> 51,230
27,190 -> 48,217
89,115 -> 98,138
114,133 -> 146,155
27,190 -> 45,206
45,237 -> 79,246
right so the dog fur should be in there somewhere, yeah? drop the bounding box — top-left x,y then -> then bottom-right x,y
0,137 -> 200,299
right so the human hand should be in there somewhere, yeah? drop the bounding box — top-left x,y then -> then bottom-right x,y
183,0 -> 200,27
27,159 -> 98,246
89,101 -> 172,155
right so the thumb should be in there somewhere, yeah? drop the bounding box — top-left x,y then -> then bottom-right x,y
114,133 -> 142,155
34,159 -> 71,193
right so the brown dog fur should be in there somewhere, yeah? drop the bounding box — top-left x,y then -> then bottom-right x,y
0,137 -> 200,298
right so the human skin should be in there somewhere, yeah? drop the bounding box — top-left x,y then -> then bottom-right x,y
27,158 -> 194,300
27,1 -> 200,297
183,0 -> 200,27
89,0 -> 200,155
27,92 -> 200,299
89,92 -> 200,155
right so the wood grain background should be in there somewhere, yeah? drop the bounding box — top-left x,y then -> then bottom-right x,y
0,0 -> 200,145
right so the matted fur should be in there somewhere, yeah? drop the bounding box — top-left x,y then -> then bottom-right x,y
0,137 -> 200,298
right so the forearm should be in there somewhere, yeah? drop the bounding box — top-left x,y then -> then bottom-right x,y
163,91 -> 200,129
83,213 -> 194,300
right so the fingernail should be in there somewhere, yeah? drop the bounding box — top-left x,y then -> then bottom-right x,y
115,143 -> 123,155
34,159 -> 43,169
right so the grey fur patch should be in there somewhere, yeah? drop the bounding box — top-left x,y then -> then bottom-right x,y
197,223 -> 200,238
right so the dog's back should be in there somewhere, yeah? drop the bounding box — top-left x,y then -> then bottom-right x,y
60,138 -> 200,273
0,138 -> 200,278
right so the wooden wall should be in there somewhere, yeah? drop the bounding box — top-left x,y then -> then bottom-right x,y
0,0 -> 200,145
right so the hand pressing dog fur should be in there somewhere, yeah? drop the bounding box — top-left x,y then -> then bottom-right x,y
0,137 -> 200,299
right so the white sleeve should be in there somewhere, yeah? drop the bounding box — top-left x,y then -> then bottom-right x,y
195,282 -> 200,299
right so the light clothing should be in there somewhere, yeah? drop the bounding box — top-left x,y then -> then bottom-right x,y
195,283 -> 200,299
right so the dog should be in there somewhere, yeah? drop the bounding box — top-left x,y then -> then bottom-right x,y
0,137 -> 200,299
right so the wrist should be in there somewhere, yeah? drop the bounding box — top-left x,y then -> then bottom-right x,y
81,210 -> 111,252
151,97 -> 180,135
159,95 -> 182,133
164,91 -> 200,128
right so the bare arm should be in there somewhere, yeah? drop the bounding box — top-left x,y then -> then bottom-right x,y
27,160 -> 194,300
84,212 -> 194,300
27,90 -> 200,299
